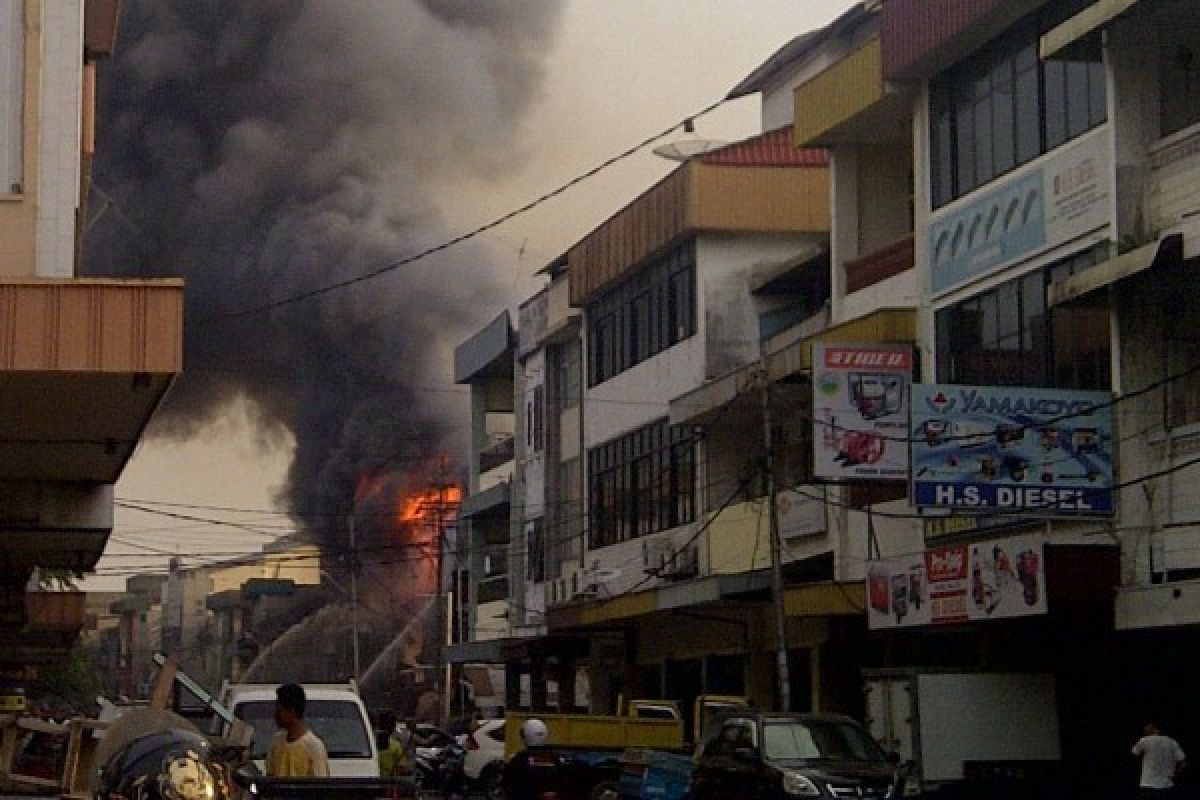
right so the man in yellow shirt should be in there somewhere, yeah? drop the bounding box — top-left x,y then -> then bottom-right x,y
265,684 -> 330,777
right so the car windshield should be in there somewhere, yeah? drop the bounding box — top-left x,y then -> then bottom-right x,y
762,720 -> 887,763
236,700 -> 372,760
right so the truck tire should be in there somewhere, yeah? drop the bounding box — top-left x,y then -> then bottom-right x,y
481,763 -> 506,800
589,780 -> 620,800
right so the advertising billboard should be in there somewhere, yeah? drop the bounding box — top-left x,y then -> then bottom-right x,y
813,343 -> 912,480
928,128 -> 1111,296
911,384 -> 1114,515
867,534 -> 1047,630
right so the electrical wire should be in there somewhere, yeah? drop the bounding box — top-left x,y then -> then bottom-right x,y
197,97 -> 735,324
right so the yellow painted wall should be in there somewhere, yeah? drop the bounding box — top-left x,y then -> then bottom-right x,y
706,500 -> 772,575
794,37 -> 884,146
0,0 -> 41,277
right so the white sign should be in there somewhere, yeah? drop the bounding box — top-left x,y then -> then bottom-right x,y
812,343 -> 912,480
776,487 -> 827,539
867,534 -> 1047,630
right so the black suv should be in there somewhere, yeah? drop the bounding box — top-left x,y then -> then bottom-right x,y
690,712 -> 906,800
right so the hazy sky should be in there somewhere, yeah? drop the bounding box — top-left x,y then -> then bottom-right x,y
89,0 -> 857,590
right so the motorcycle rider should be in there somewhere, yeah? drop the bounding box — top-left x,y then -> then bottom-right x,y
501,719 -> 561,800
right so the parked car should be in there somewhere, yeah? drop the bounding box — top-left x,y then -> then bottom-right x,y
463,718 -> 506,792
689,712 -> 912,800
214,681 -> 379,778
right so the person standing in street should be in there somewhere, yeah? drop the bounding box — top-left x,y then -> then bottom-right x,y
1132,722 -> 1186,798
266,683 -> 330,777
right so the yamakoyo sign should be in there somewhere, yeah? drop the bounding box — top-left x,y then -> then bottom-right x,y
867,534 -> 1047,630
813,343 -> 912,480
910,384 -> 1114,515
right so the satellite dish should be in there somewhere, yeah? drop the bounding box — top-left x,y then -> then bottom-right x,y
652,139 -> 728,162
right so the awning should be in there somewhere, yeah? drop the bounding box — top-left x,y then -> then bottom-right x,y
1041,0 -> 1141,59
1048,233 -> 1182,307
546,574 -> 862,630
783,582 -> 864,617
670,307 -> 917,424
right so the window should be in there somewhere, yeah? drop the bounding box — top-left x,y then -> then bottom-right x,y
237,700 -> 372,761
0,0 -> 22,193
588,420 -> 697,549
929,5 -> 1105,208
935,246 -> 1109,389
555,340 -> 582,410
587,241 -> 696,386
526,385 -> 544,453
526,518 -> 545,584
1162,43 -> 1200,138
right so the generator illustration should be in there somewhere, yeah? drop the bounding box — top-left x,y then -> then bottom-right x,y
868,569 -> 891,614
848,372 -> 904,420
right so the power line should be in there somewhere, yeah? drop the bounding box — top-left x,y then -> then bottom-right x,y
197,97 -> 734,324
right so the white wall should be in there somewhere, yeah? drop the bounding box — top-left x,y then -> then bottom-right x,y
35,0 -> 82,277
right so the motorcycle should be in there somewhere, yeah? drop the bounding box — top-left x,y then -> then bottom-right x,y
414,737 -> 468,798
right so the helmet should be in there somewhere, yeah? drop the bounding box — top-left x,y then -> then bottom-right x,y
520,718 -> 549,747
96,728 -> 230,800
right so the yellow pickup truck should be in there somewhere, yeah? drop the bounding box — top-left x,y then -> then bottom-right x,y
502,696 -> 749,800
506,699 -> 687,758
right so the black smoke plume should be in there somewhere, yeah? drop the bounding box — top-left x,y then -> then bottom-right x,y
84,1 -> 561,551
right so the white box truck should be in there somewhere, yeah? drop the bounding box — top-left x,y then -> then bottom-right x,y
864,670 -> 1061,794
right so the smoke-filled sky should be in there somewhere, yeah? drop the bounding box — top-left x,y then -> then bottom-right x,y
89,0 -> 857,586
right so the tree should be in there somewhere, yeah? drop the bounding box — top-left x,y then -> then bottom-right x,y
29,646 -> 104,714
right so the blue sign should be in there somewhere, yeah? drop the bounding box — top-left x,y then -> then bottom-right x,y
911,385 -> 1115,516
929,170 -> 1046,295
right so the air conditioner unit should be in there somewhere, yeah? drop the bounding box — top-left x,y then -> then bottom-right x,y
643,538 -> 671,575
666,543 -> 699,581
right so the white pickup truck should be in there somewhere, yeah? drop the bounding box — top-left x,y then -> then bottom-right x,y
214,681 -> 380,778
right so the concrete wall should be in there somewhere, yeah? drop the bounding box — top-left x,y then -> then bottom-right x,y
34,0 -> 82,277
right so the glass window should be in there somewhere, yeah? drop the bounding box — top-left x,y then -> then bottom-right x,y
928,11 -> 1105,208
588,420 -> 696,550
0,0 -> 21,193
762,720 -> 886,763
237,701 -> 372,761
935,247 -> 1109,390
1043,60 -> 1068,150
586,242 -> 696,387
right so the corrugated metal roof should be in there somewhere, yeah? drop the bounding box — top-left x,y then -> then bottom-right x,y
700,127 -> 829,168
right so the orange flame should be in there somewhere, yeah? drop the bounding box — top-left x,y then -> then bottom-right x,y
398,485 -> 462,526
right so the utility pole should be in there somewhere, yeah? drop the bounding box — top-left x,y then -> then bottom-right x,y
349,513 -> 361,681
759,354 -> 791,712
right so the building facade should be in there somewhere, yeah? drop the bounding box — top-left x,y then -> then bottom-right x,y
0,0 -> 183,677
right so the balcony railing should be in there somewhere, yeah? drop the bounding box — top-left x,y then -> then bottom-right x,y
844,233 -> 915,294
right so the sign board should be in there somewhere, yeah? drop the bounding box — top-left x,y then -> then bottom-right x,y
929,128 -> 1111,296
813,343 -> 912,480
867,534 -> 1047,629
776,486 -> 827,539
911,384 -> 1114,515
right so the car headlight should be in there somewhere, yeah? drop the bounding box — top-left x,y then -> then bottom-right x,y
782,771 -> 822,797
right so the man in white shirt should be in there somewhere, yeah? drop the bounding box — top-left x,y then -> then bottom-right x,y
1132,722 -> 1186,798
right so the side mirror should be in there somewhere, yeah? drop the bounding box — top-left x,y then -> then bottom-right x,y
733,746 -> 760,763
233,765 -> 261,792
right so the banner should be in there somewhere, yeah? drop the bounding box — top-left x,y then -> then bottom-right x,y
813,343 -> 912,480
928,128 -> 1111,296
867,534 -> 1047,629
911,384 -> 1115,516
